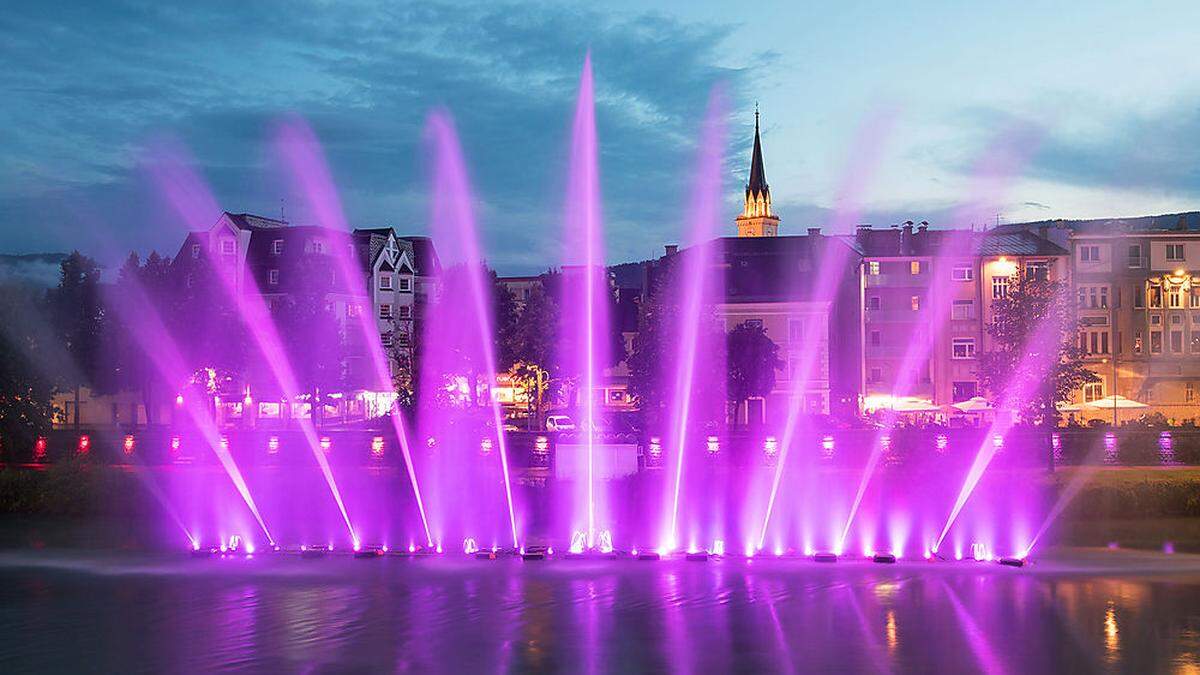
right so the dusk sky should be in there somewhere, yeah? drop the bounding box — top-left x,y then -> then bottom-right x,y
3,1 -> 1199,274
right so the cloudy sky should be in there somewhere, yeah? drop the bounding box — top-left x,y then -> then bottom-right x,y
3,0 -> 1199,274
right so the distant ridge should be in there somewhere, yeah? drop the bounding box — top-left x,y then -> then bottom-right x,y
0,252 -> 69,287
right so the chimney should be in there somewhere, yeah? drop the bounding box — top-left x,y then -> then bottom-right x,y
807,227 -> 822,236
917,220 -> 928,233
900,220 -> 915,256
855,223 -> 871,247
664,244 -> 678,256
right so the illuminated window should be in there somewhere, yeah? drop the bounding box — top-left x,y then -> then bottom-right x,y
1025,261 -> 1049,281
868,261 -> 880,275
952,265 -> 973,281
1192,288 -> 1200,308
272,239 -> 284,255
952,338 -> 976,359
1188,382 -> 1196,402
910,261 -> 921,275
1166,243 -> 1185,261
1148,286 -> 1163,308
1194,335 -> 1200,354
1083,382 -> 1104,403
992,275 -> 1010,299
1168,288 -> 1184,309
268,269 -> 279,286
311,239 -> 327,254
911,295 -> 920,311
1150,330 -> 1163,354
1134,331 -> 1143,354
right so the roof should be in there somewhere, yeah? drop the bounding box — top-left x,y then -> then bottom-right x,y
400,236 -> 441,277
746,111 -> 768,196
853,225 -> 1066,258
224,212 -> 288,230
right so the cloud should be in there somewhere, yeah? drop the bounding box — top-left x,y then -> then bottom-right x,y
0,1 -> 756,274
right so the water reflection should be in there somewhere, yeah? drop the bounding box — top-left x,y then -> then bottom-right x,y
1,554 -> 1200,673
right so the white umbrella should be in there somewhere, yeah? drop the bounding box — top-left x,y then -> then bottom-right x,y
952,396 -> 993,413
1085,395 -> 1149,410
1056,401 -> 1085,412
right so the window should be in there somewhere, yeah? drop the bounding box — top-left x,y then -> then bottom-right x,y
868,261 -> 880,276
1194,335 -> 1200,354
1134,331 -> 1143,354
185,273 -> 193,289
380,332 -> 393,348
1168,288 -> 1184,309
311,239 -> 327,254
396,330 -> 410,347
992,275 -> 1010,299
1151,314 -> 1162,326
268,269 -> 279,286
1188,382 -> 1196,403
1166,243 -> 1185,261
1080,330 -> 1109,355
869,367 -> 882,384
1148,286 -> 1163,308
1172,330 -> 1184,353
789,319 -> 804,341
1083,382 -> 1104,403
952,300 -> 973,320
272,239 -> 284,255
952,381 -> 977,402
1151,330 -> 1163,354
910,261 -> 921,275
1080,245 -> 1100,262
347,304 -> 361,318
393,305 -> 409,320
191,244 -> 201,259
379,274 -> 393,291
1134,286 -> 1145,309
1192,288 -> 1200,308
1127,244 -> 1142,268
952,265 -> 974,281
952,338 -> 976,359
911,295 -> 920,311
870,331 -> 881,347
379,304 -> 392,319
867,296 -> 881,311
1025,261 -> 1049,281
398,277 -> 412,292
1078,286 -> 1108,309
745,318 -> 764,329
221,239 -> 236,255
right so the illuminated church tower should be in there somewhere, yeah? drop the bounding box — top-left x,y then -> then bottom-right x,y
735,109 -> 780,237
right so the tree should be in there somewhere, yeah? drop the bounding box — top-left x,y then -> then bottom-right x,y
726,321 -> 783,428
979,276 -> 1098,426
0,284 -> 58,458
47,252 -> 104,428
275,254 -> 345,426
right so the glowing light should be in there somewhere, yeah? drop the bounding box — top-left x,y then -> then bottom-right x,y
371,436 -> 384,457
706,436 -> 720,454
245,542 -> 255,554
992,257 -> 1018,277
480,437 -> 493,456
122,435 -> 135,454
712,540 -> 725,556
408,544 -> 416,553
744,544 -> 755,557
597,530 -> 614,554
33,436 -> 47,461
463,537 -> 479,555
821,435 -> 835,460
353,539 -> 362,552
992,434 -> 1004,449
77,435 -> 90,454
773,546 -> 783,557
175,394 -> 184,406
569,531 -> 587,554
170,436 -> 181,453
1104,432 -> 1118,464
426,436 -> 437,450
320,436 -> 332,452
936,434 -> 948,452
534,436 -> 549,454
267,436 -> 280,454
764,436 -> 778,456
435,543 -> 443,554
192,540 -> 201,551
648,437 -> 662,458
219,436 -> 229,451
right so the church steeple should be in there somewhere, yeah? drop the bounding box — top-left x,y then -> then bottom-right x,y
736,106 -> 780,237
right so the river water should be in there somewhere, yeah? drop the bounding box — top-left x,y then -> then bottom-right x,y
1,545 -> 1199,673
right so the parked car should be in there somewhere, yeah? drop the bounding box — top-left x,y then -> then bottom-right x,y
546,415 -> 576,432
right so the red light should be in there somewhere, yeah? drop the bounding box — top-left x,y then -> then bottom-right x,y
371,436 -> 384,457
33,437 -> 47,461
78,435 -> 90,454
123,435 -> 135,454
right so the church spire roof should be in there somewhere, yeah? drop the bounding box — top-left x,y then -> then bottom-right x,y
746,106 -> 768,195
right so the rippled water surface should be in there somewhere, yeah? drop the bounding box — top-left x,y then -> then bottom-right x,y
2,547 -> 1200,673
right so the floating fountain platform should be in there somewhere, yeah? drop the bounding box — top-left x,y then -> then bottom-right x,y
685,552 -> 709,562
872,553 -> 897,564
813,552 -> 838,563
354,547 -> 384,559
301,545 -> 331,559
998,557 -> 1026,568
